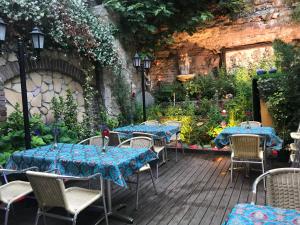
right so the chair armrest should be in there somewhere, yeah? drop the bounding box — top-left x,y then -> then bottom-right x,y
0,166 -> 38,175
58,173 -> 102,181
44,168 -> 61,174
117,139 -> 131,147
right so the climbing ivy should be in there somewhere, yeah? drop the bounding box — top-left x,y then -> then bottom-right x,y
104,0 -> 246,50
0,0 -> 121,70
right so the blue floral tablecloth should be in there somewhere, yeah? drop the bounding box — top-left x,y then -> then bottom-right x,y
224,203 -> 300,225
214,126 -> 283,150
6,143 -> 157,187
114,124 -> 179,142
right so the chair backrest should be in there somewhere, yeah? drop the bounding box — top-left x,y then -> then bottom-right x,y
132,132 -> 154,140
108,131 -> 121,146
129,137 -> 153,149
78,135 -> 108,147
164,120 -> 182,129
251,168 -> 300,210
229,134 -> 262,159
141,120 -> 160,126
240,121 -> 262,128
26,171 -> 67,209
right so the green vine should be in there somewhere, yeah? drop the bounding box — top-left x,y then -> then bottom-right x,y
0,0 -> 121,70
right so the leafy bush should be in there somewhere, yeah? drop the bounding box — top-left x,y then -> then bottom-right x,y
153,82 -> 186,102
257,39 -> 300,140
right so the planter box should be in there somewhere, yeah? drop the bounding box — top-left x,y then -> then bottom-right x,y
260,99 -> 273,126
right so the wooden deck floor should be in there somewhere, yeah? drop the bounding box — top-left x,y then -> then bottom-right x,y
5,152 -> 273,225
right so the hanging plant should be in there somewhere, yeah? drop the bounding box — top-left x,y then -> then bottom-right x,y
0,0 -> 122,71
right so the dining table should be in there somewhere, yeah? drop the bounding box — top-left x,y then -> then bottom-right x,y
6,143 -> 158,223
214,126 -> 283,150
223,203 -> 300,224
114,124 -> 180,142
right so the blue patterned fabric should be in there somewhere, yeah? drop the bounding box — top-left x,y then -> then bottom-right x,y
223,203 -> 300,225
114,125 -> 179,142
6,143 -> 157,187
214,126 -> 283,150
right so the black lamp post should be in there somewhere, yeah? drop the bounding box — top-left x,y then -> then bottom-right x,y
0,18 -> 45,149
133,53 -> 151,122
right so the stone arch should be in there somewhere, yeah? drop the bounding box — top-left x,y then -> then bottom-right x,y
0,57 -> 86,122
0,57 -> 85,84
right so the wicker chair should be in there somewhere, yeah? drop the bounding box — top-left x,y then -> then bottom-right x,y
164,120 -> 183,162
229,134 -> 266,183
251,168 -> 300,211
132,132 -> 166,178
0,166 -> 38,225
140,120 -> 160,126
240,121 -> 262,128
78,135 -> 108,147
118,137 -> 157,210
26,171 -> 108,225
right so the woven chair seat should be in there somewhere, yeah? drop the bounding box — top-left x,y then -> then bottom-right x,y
232,150 -> 264,162
290,143 -> 297,151
153,146 -> 165,154
0,181 -> 32,204
64,187 -> 101,214
138,163 -> 151,172
291,132 -> 300,140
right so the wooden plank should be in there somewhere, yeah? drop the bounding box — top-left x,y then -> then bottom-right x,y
221,169 -> 245,224
111,150 -> 185,203
177,157 -> 229,225
131,154 -> 205,224
136,154 -> 206,224
209,172 -> 240,225
198,160 -> 232,225
148,154 -> 217,225
162,157 -> 226,225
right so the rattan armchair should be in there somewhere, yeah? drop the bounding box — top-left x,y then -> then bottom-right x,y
229,134 -> 266,183
132,132 -> 166,178
240,121 -> 262,128
26,171 -> 108,225
251,168 -> 300,211
164,120 -> 183,162
78,135 -> 109,147
0,166 -> 38,225
118,137 -> 157,210
140,120 -> 160,126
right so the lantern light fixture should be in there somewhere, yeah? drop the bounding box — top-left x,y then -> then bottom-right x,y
30,26 -> 45,49
0,17 -> 7,42
133,52 -> 141,68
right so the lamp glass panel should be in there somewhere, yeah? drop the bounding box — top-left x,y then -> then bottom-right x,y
0,23 -> 6,41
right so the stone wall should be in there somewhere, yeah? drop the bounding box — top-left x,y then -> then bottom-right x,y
0,51 -> 86,122
150,0 -> 300,84
4,71 -> 85,123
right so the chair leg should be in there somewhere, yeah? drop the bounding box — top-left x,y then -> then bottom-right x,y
230,161 -> 233,184
135,172 -> 140,210
4,204 -> 10,225
262,161 -> 266,189
102,195 -> 109,225
156,163 -> 159,179
175,143 -> 178,162
34,208 -> 41,225
149,169 -> 157,194
72,214 -> 78,225
42,211 -> 47,225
